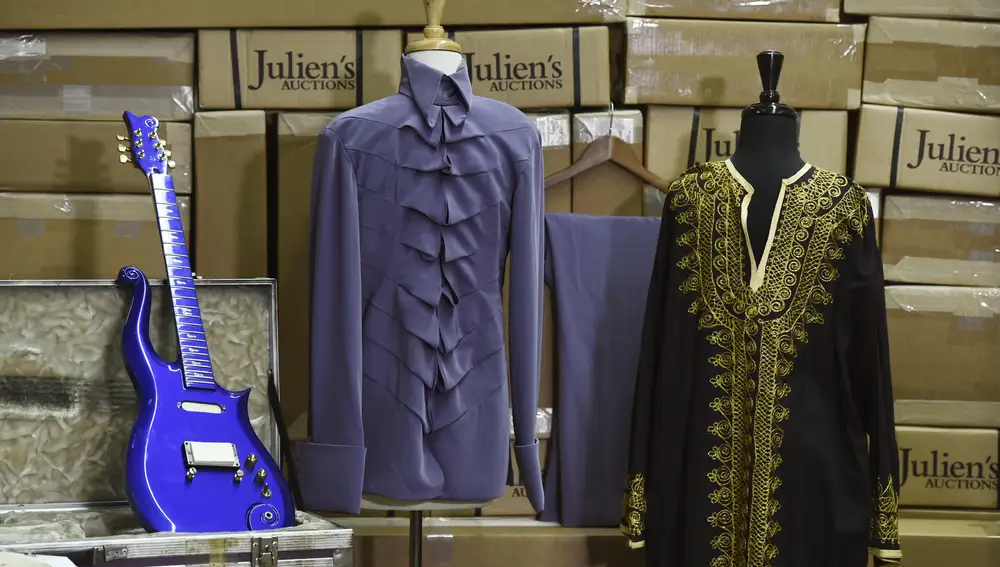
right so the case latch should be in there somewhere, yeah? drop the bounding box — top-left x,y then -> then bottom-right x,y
91,545 -> 129,563
250,536 -> 279,567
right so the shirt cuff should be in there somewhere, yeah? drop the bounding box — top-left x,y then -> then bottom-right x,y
513,439 -> 544,513
294,441 -> 366,514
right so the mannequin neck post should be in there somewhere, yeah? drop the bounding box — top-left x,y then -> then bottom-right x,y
407,50 -> 464,75
730,113 -> 805,176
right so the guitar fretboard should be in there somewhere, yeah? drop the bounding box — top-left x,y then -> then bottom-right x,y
150,173 -> 216,391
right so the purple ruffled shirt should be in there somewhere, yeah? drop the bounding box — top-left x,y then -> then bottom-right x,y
295,56 -> 545,514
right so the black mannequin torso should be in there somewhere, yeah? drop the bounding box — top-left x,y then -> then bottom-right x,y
728,112 -> 806,264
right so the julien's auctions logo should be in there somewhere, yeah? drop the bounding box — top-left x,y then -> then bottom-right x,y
463,51 -> 564,93
899,447 -> 999,491
249,50 -> 357,92
906,129 -> 1000,177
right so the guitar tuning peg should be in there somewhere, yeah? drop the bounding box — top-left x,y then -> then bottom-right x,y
116,134 -> 127,141
119,155 -> 131,164
117,143 -> 130,152
163,150 -> 172,157
167,160 -> 176,168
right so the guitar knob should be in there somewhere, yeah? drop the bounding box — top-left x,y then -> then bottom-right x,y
186,467 -> 197,481
254,469 -> 268,483
245,454 -> 258,468
234,470 -> 245,483
261,484 -> 272,499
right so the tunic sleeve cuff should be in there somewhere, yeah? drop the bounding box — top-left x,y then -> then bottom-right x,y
293,441 -> 367,514
513,439 -> 544,513
869,547 -> 902,562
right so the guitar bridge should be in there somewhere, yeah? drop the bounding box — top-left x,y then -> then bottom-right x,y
183,441 -> 239,468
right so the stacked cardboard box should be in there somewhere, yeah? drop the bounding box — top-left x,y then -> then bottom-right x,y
622,10 -> 865,216
0,33 -> 194,280
849,5 -> 1000,540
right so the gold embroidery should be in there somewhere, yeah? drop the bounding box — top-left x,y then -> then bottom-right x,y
621,473 -> 646,541
870,475 -> 900,546
667,163 -> 869,567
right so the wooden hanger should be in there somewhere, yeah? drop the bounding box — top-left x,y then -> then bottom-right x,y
544,134 -> 671,193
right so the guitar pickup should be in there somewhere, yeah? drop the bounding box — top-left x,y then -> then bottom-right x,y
183,441 -> 239,468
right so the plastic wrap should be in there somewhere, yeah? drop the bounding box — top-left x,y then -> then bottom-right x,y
863,17 -> 1000,114
844,0 -> 1000,21
527,113 -> 571,151
0,280 -> 277,506
882,194 -> 1000,287
0,0 -> 627,29
627,0 -> 841,22
0,33 -> 194,121
622,18 -> 866,109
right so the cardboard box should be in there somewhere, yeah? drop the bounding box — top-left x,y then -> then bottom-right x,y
621,19 -> 866,109
406,28 -> 611,110
0,193 -> 190,280
275,112 -> 338,427
193,111 -> 268,278
0,33 -> 194,121
886,285 -> 1000,403
627,0 -> 841,22
341,518 -> 999,567
571,110 -> 644,216
0,120 -> 192,195
844,0 -> 1000,21
897,426 -> 998,509
0,0 -> 628,29
342,522 -> 645,567
199,30 -> 403,110
854,105 -> 1000,197
895,400 -> 1000,430
863,17 -> 1000,114
894,518 -> 1000,567
525,112 -> 572,213
881,194 -> 1000,287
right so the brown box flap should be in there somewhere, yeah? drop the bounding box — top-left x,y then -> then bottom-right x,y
0,33 -> 194,121
864,17 -> 1000,113
628,0 -> 841,22
622,19 -> 866,109
199,30 -> 403,110
0,120 -> 192,195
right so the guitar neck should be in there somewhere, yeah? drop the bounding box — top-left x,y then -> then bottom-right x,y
150,173 -> 216,391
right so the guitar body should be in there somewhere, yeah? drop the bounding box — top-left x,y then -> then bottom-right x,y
117,267 -> 294,533
115,112 -> 293,533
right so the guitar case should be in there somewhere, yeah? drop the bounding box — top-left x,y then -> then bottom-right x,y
0,278 -> 353,567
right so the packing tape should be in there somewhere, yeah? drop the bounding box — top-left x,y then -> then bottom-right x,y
0,36 -> 45,59
425,533 -> 454,566
527,114 -> 570,149
61,85 -> 92,113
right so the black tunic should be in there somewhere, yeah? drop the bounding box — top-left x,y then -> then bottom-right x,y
621,161 -> 902,567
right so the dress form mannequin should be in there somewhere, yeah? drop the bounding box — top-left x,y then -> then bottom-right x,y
727,51 -> 807,264
366,3 -> 491,564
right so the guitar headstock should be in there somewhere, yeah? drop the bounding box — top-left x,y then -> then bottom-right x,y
118,111 -> 175,176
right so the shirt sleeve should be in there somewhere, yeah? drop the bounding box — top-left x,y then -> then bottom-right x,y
846,193 -> 902,564
621,187 -> 674,549
507,131 -> 546,513
293,126 -> 367,515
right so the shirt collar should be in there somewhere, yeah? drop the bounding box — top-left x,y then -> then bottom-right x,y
399,55 -> 473,129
